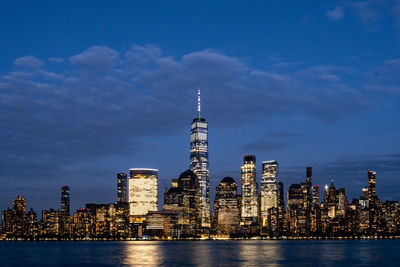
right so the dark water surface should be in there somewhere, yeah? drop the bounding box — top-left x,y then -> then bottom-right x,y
1,240 -> 400,266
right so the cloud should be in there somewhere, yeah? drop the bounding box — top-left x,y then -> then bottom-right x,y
325,0 -> 400,33
70,46 -> 120,72
48,57 -> 64,63
0,44 -> 392,181
13,56 -> 44,69
326,7 -> 344,21
363,58 -> 400,94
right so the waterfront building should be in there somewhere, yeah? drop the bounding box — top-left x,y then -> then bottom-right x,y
26,208 -> 39,237
277,181 -> 286,234
260,160 -> 278,227
312,185 -> 320,205
287,184 -> 307,235
212,177 -> 240,235
86,203 -> 117,237
360,187 -> 369,209
117,172 -> 127,203
189,88 -> 210,228
128,168 -> 158,218
368,169 -> 376,203
41,209 -> 60,236
145,210 -> 181,238
73,208 -> 94,237
61,185 -> 70,215
241,154 -> 259,225
163,169 -> 202,233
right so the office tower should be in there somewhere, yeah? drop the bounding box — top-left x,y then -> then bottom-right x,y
12,195 -> 26,235
327,180 -> 337,218
128,168 -> 158,217
336,188 -> 348,217
310,184 -> 320,233
260,160 -> 278,226
117,172 -> 127,203
241,154 -> 259,225
41,209 -> 61,236
312,185 -> 320,205
323,184 -> 329,205
13,195 -> 26,215
359,187 -> 369,209
368,170 -> 376,203
277,181 -> 286,234
278,181 -> 285,211
61,185 -> 70,215
212,177 -> 240,235
164,169 -> 202,231
190,88 -> 210,228
287,184 -> 307,234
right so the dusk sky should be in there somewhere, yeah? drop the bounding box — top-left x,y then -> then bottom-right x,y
1,0 -> 400,213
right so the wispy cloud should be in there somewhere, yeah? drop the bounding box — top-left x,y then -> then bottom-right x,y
0,44 -> 395,181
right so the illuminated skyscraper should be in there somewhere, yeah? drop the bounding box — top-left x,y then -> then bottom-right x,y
190,88 -> 210,228
260,160 -> 278,226
164,169 -> 202,231
117,172 -> 127,203
61,185 -> 70,215
241,154 -> 259,225
212,177 -> 240,235
368,170 -> 376,202
287,184 -> 307,234
128,168 -> 158,217
312,185 -> 319,205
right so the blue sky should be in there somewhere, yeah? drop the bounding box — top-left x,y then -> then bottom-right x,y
0,0 -> 399,212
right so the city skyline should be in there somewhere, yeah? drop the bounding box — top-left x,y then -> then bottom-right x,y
1,0 -> 400,216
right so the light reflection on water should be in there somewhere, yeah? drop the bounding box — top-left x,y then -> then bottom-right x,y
1,240 -> 400,266
119,240 -> 400,266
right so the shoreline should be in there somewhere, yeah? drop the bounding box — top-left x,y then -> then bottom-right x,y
1,236 -> 399,241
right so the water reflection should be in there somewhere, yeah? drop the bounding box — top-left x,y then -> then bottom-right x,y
238,241 -> 282,266
122,241 -> 162,266
0,240 -> 399,266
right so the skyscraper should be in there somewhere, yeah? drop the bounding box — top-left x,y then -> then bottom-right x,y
312,185 -> 320,205
260,160 -> 278,226
241,154 -> 259,225
212,177 -> 240,235
368,169 -> 376,203
287,184 -> 307,234
164,169 -> 202,231
190,88 -> 210,228
117,172 -> 127,203
61,185 -> 70,215
128,168 -> 158,217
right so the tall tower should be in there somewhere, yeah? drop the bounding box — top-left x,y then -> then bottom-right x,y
190,88 -> 210,228
128,168 -> 158,217
61,185 -> 70,215
368,169 -> 376,203
117,172 -> 127,203
241,154 -> 258,225
260,160 -> 278,226
305,167 -> 313,231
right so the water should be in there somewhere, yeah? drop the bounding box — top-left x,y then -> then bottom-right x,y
0,240 -> 400,266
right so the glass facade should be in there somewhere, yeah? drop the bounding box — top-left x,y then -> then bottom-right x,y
117,172 -> 127,203
190,117 -> 210,228
260,160 -> 278,226
128,168 -> 158,216
212,177 -> 240,235
61,185 -> 70,215
368,169 -> 376,202
241,154 -> 259,225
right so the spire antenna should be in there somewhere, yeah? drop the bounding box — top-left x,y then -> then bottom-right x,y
197,87 -> 201,119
